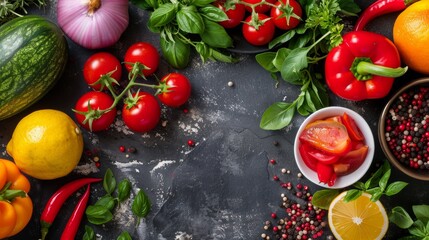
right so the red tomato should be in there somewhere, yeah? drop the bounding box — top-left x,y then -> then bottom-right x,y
316,163 -> 336,186
83,52 -> 122,91
74,91 -> 116,132
302,143 -> 340,165
341,112 -> 364,141
122,92 -> 161,132
243,0 -> 276,13
270,0 -> 302,30
333,145 -> 368,176
242,13 -> 275,46
299,144 -> 318,171
213,1 -> 246,28
157,73 -> 191,108
124,42 -> 160,77
299,120 -> 352,156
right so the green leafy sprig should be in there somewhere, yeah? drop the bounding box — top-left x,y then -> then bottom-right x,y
0,0 -> 45,25
390,205 -> 429,240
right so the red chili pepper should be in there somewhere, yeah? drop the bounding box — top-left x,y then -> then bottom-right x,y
40,178 -> 101,240
60,184 -> 91,240
325,31 -> 407,101
354,0 -> 419,31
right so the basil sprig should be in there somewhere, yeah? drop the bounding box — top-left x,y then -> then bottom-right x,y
132,0 -> 236,68
390,205 -> 429,239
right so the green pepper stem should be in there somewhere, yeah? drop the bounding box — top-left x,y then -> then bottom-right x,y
352,58 -> 408,80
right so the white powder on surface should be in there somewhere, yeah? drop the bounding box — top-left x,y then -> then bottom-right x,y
149,160 -> 176,174
113,159 -> 144,168
74,162 -> 100,175
175,232 -> 193,240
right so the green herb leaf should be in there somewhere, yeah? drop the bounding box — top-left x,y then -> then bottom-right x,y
378,169 -> 391,191
385,181 -> 408,196
409,220 -> 427,237
255,52 -> 277,73
337,0 -> 361,15
199,5 -> 228,22
269,30 -> 296,49
82,225 -> 96,240
389,206 -> 414,229
352,181 -> 366,190
95,195 -> 117,211
132,189 -> 151,219
177,5 -> 205,34
148,3 -> 177,27
192,0 -> 215,7
210,48 -> 236,63
311,189 -> 339,209
199,19 -> 233,48
118,179 -> 132,202
117,231 -> 132,240
160,34 -> 191,69
370,191 -> 383,202
260,102 -> 296,130
86,205 -> 114,225
413,205 -> 429,224
343,189 -> 362,202
365,161 -> 389,189
103,169 -> 116,195
280,47 -> 309,84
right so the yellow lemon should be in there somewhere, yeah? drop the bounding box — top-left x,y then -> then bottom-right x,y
6,109 -> 84,180
328,191 -> 388,240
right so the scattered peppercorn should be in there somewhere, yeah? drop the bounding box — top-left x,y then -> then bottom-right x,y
270,159 -> 277,165
119,145 -> 126,152
187,139 -> 196,147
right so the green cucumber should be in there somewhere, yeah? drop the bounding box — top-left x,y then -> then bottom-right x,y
0,15 -> 68,120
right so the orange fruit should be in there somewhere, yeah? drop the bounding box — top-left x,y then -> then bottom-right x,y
328,191 -> 388,240
393,0 -> 429,74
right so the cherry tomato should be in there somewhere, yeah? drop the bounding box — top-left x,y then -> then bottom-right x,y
242,13 -> 275,46
242,0 -> 276,13
213,1 -> 246,28
333,145 -> 368,176
157,73 -> 191,108
83,52 -> 122,91
74,91 -> 116,132
124,42 -> 160,77
316,163 -> 336,186
270,0 -> 302,30
341,112 -> 364,141
122,92 -> 161,132
299,120 -> 352,156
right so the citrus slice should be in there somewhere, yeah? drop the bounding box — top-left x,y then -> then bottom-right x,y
328,191 -> 388,240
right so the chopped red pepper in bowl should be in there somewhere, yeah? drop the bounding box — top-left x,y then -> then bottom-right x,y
294,106 -> 375,189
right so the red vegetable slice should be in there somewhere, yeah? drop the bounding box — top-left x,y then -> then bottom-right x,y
316,163 -> 337,186
301,143 -> 340,165
341,112 -> 364,141
299,144 -> 318,171
299,120 -> 352,156
333,145 -> 369,176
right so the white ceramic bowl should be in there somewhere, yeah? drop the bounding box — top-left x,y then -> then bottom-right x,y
294,106 -> 375,189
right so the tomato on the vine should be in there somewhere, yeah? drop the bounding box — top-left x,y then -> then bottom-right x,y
242,0 -> 276,13
124,42 -> 160,77
83,52 -> 122,91
74,91 -> 116,132
213,1 -> 246,29
242,13 -> 275,46
157,73 -> 191,108
270,0 -> 302,30
122,91 -> 161,132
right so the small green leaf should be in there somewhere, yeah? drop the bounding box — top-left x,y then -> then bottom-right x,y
365,161 -> 389,189
103,169 -> 116,195
95,195 -> 117,211
192,0 -> 215,6
255,52 -> 277,73
148,3 -> 177,27
86,205 -> 113,225
199,5 -> 228,22
366,187 -> 381,195
199,19 -> 233,48
259,102 -> 296,130
311,189 -> 339,210
210,48 -> 236,63
389,206 -> 414,229
379,169 -> 391,191
269,30 -> 296,49
160,34 -> 191,69
280,47 -> 309,84
117,231 -> 132,240
409,220 -> 427,237
370,191 -> 383,202
338,0 -> 361,15
177,6 -> 205,34
413,205 -> 429,224
385,181 -> 408,196
132,190 -> 151,219
118,179 -> 132,202
352,181 -> 366,190
83,225 -> 96,240
272,48 -> 291,70
343,189 -> 362,202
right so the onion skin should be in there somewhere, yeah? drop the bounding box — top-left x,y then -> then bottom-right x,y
57,0 -> 129,49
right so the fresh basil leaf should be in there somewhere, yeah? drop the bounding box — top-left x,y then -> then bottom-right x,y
296,92 -> 310,116
288,32 -> 312,49
385,181 -> 408,196
83,225 -> 96,240
269,30 -> 296,49
260,102 -> 296,130
192,0 -> 215,7
177,5 -> 205,34
132,190 -> 151,218
352,181 -> 366,190
160,35 -> 191,69
118,179 -> 132,202
366,187 -> 381,195
130,0 -> 155,10
200,18 -> 233,48
379,169 -> 391,191
304,89 -> 316,113
365,161 -> 389,189
280,47 -> 309,84
199,5 -> 228,22
389,206 -> 414,229
86,205 -> 113,225
310,80 -> 329,108
399,236 -> 426,240
343,189 -> 362,202
413,205 -> 429,224
370,191 -> 383,202
103,169 -> 116,195
338,0 -> 361,15
148,3 -> 177,27
95,195 -> 116,211
195,42 -> 211,62
117,231 -> 132,240
311,189 -> 339,210
272,48 -> 291,70
255,52 -> 277,73
409,220 -> 427,237
210,48 -> 236,63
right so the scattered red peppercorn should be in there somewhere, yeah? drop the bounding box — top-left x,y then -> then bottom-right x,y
187,139 -> 196,147
269,159 -> 277,164
119,146 -> 126,152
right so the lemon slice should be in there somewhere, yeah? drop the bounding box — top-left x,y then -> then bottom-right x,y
328,191 -> 388,240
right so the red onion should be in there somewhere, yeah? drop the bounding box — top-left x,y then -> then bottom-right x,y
57,0 -> 129,49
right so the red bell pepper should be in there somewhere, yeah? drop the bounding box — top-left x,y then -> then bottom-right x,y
325,31 -> 407,101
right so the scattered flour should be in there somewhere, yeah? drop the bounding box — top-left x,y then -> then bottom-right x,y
74,162 -> 100,175
149,160 -> 176,174
175,232 -> 193,240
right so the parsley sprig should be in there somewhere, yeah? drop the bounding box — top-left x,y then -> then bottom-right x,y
257,0 -> 360,130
